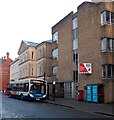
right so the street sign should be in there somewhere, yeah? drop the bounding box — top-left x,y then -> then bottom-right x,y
79,63 -> 92,74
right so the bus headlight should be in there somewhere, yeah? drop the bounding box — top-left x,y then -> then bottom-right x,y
43,95 -> 46,98
29,94 -> 34,97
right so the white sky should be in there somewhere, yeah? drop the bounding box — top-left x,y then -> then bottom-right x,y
0,0 -> 91,60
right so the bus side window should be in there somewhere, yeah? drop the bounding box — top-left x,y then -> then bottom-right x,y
24,83 -> 29,92
7,84 -> 11,90
19,83 -> 24,91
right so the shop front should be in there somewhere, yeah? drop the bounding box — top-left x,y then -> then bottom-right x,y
86,84 -> 104,103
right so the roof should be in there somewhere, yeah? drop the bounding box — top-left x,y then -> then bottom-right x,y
23,40 -> 39,47
36,40 -> 52,47
0,59 -> 6,64
43,40 -> 52,43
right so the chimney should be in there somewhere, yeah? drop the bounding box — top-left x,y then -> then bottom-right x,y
6,52 -> 9,59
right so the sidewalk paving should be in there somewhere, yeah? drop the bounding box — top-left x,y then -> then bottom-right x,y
44,97 -> 114,117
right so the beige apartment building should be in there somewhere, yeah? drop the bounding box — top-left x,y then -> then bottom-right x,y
10,57 -> 19,82
17,40 -> 53,84
36,40 -> 52,82
51,1 -> 114,103
18,40 -> 38,81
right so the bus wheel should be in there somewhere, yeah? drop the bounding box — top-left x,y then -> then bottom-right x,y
20,95 -> 24,100
9,93 -> 11,98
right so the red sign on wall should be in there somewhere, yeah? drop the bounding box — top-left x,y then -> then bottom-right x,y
79,63 -> 92,74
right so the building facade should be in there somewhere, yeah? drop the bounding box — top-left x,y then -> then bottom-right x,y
17,40 -> 53,82
10,57 -> 19,82
36,40 -> 52,82
18,40 -> 39,81
77,1 -> 114,103
52,12 -> 76,98
0,52 -> 13,92
51,1 -> 114,103
9,1 -> 113,103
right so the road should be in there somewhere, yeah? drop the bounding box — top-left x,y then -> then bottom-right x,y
1,94 -> 109,118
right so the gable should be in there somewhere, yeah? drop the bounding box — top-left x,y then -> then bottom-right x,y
18,41 -> 28,55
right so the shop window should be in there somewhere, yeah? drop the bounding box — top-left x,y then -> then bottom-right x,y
60,83 -> 64,88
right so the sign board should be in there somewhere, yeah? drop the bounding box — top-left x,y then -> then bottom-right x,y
79,63 -> 92,74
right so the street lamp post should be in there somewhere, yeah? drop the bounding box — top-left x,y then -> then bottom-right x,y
44,72 -> 47,80
53,81 -> 56,101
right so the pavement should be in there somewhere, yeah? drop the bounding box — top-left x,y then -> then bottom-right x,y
44,96 -> 114,117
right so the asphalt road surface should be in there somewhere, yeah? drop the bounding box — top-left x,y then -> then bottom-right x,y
1,94 -> 109,118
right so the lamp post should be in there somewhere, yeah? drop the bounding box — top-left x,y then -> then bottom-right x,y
53,81 -> 56,101
44,72 -> 47,80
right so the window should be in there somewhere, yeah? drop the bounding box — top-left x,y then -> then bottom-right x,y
52,48 -> 58,59
52,66 -> 58,75
73,55 -> 78,65
73,17 -> 78,29
39,49 -> 41,58
23,55 -> 24,62
32,68 -> 34,76
38,64 -> 44,76
39,66 -> 41,76
32,51 -> 34,59
73,28 -> 78,40
73,70 -> 78,82
26,52 -> 28,60
102,64 -> 114,78
102,38 -> 114,52
52,32 -> 58,43
101,11 -> 114,25
73,50 -> 78,61
73,17 -> 78,51
73,39 -> 78,50
38,48 -> 44,59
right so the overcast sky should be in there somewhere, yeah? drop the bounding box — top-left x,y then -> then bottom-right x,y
0,0 -> 91,60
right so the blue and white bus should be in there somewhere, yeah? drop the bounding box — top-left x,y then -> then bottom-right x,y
8,79 -> 47,101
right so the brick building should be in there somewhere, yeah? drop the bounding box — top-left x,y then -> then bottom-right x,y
0,52 -> 13,92
51,1 -> 114,103
78,1 -> 114,103
52,12 -> 75,98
